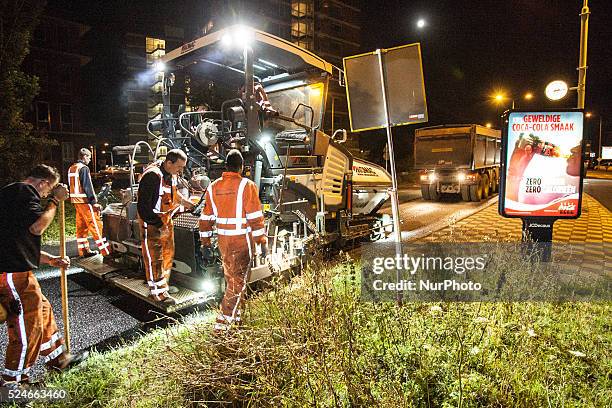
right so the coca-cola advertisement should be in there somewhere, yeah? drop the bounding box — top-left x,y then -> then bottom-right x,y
501,111 -> 584,218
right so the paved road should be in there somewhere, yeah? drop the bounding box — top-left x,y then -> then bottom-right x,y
583,177 -> 612,211
0,266 -> 207,381
382,188 -> 500,241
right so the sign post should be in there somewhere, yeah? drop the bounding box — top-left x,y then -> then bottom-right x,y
499,110 -> 585,261
343,44 -> 428,303
376,49 -> 403,302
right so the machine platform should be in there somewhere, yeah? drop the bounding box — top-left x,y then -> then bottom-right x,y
74,255 -> 211,313
73,254 -> 120,278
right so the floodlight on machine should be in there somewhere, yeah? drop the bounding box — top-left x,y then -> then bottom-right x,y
220,25 -> 254,49
259,133 -> 272,145
153,61 -> 166,73
199,279 -> 217,295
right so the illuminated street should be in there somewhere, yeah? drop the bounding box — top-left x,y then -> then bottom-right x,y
0,0 -> 610,406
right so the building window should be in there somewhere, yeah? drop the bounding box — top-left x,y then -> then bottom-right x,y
291,1 -> 313,17
146,37 -> 166,65
291,20 -> 313,38
36,101 -> 50,130
58,65 -> 72,94
61,142 -> 74,164
60,104 -> 73,132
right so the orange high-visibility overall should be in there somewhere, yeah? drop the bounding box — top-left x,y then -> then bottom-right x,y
68,162 -> 110,256
199,172 -> 267,330
0,272 -> 68,382
138,163 -> 182,301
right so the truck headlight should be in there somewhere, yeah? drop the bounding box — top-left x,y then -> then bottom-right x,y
457,172 -> 466,182
420,174 -> 428,181
428,173 -> 437,182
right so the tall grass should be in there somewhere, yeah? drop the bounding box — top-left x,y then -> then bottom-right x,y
39,251 -> 610,407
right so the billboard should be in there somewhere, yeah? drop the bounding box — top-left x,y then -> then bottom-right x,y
602,146 -> 612,160
343,44 -> 428,132
499,110 -> 585,218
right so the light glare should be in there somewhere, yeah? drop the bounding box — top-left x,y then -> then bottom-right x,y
221,33 -> 233,47
153,61 -> 166,72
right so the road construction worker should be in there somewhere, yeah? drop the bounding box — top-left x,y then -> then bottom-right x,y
0,165 -> 88,386
68,148 -> 110,257
199,149 -> 267,331
137,149 -> 194,304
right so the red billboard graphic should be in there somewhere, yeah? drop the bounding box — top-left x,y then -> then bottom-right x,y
500,111 -> 584,218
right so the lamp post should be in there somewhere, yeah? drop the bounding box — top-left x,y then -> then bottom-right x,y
89,144 -> 97,173
577,0 -> 590,109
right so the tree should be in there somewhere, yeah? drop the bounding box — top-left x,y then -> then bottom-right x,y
0,0 -> 51,185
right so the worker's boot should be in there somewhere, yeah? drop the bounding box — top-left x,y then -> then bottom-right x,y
162,295 -> 178,305
81,250 -> 99,258
47,350 -> 90,373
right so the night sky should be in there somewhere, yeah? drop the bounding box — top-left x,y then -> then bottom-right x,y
46,1 -> 611,162
362,0 -> 611,128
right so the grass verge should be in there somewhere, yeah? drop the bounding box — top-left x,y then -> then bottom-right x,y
42,201 -> 77,245
38,254 -> 610,407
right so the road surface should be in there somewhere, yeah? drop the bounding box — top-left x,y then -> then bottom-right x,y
583,177 -> 612,211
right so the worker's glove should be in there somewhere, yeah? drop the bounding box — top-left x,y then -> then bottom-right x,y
51,183 -> 69,201
93,203 -> 102,213
48,256 -> 70,269
8,299 -> 22,316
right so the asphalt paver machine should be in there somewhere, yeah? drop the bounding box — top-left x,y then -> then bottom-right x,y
76,26 -> 393,311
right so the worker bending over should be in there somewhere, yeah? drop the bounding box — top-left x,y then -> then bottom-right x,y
0,165 -> 88,386
137,149 -> 194,304
199,149 -> 267,331
67,148 -> 110,256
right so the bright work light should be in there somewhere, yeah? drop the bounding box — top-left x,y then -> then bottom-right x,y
153,61 -> 166,72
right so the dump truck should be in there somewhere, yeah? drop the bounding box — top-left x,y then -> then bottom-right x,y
75,25 -> 393,312
415,124 -> 501,202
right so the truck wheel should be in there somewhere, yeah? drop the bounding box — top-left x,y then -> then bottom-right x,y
460,185 -> 470,201
420,184 -> 431,200
469,176 -> 483,201
482,174 -> 490,198
429,184 -> 440,201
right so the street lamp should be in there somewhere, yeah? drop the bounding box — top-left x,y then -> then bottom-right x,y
492,91 -> 534,110
416,19 -> 426,29
89,145 -> 97,173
